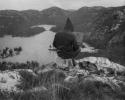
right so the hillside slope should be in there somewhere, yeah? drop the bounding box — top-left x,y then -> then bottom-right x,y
0,6 -> 125,48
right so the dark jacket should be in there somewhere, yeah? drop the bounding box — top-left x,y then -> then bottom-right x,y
53,31 -> 80,59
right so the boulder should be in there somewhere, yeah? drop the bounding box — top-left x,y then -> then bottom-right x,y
77,57 -> 125,73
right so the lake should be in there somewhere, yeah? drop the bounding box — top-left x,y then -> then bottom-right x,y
0,24 -> 99,65
0,25 -> 57,65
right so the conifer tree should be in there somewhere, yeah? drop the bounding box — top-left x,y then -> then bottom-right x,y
64,18 -> 74,32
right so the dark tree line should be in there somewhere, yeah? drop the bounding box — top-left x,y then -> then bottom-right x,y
0,46 -> 22,59
0,61 -> 39,71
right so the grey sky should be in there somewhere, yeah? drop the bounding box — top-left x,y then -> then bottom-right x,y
0,0 -> 124,10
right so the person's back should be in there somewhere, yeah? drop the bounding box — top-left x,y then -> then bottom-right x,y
52,18 -> 80,68
53,31 -> 80,59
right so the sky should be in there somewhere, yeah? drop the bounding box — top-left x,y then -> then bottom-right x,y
0,0 -> 124,10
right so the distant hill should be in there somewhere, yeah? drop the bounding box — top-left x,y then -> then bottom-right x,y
0,6 -> 125,48
0,10 -> 45,37
50,6 -> 125,49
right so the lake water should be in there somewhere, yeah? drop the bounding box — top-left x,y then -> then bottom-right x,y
0,25 -> 57,65
0,24 -> 99,65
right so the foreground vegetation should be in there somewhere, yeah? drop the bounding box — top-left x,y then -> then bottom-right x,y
0,59 -> 125,100
0,61 -> 39,71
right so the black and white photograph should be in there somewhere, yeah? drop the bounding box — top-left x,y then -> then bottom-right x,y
0,0 -> 125,100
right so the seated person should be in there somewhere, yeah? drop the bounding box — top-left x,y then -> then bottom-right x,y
53,18 -> 80,68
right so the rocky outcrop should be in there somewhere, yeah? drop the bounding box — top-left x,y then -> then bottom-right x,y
37,57 -> 125,99
0,70 -> 21,92
1,57 -> 125,100
76,57 -> 125,73
0,69 -> 37,92
80,43 -> 98,53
